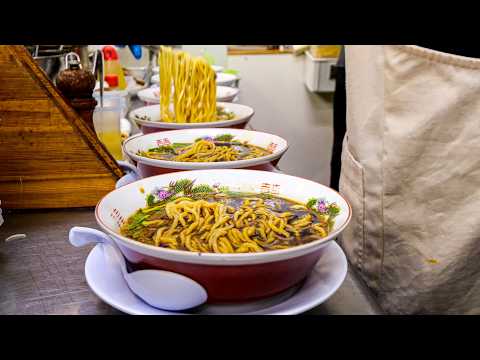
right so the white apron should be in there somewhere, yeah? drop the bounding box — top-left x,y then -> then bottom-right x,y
340,45 -> 480,314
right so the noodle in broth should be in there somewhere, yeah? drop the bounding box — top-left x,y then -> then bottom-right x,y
120,180 -> 341,254
138,134 -> 272,162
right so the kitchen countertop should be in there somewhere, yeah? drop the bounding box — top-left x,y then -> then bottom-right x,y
0,209 -> 382,315
227,46 -> 293,56
228,49 -> 293,56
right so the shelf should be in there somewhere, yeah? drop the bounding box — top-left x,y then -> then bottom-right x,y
228,47 -> 293,56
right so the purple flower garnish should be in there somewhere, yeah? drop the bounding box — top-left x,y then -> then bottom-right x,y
156,190 -> 172,200
317,199 -> 328,213
151,187 -> 172,200
265,199 -> 277,208
203,136 -> 214,142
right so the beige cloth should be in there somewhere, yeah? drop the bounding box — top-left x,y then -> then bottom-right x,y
340,45 -> 480,314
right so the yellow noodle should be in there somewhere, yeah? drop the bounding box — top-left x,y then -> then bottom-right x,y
122,195 -> 335,254
159,46 -> 216,123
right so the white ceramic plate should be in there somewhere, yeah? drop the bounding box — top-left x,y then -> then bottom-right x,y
129,102 -> 254,130
123,128 -> 288,170
212,65 -> 224,73
151,74 -> 160,84
216,86 -> 239,102
216,72 -> 239,86
85,241 -> 347,315
136,86 -> 161,104
137,86 -> 239,104
126,81 -> 148,97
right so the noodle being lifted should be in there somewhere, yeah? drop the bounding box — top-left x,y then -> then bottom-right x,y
120,179 -> 341,254
159,46 -> 233,123
138,134 -> 272,162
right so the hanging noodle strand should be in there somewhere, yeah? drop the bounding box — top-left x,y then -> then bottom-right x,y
159,46 -> 217,123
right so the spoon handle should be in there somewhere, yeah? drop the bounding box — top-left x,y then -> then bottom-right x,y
69,226 -> 129,275
116,160 -> 140,178
69,226 -> 111,247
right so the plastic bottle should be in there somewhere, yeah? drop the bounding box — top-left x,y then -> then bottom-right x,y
102,46 -> 127,90
93,105 -> 123,160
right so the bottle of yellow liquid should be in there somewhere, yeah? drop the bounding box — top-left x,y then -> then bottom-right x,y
102,46 -> 127,90
93,107 -> 124,160
97,131 -> 123,160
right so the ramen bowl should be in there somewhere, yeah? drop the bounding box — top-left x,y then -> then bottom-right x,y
129,102 -> 254,134
152,64 -> 222,75
215,72 -> 239,87
152,70 -> 234,85
137,86 -> 239,105
122,128 -> 288,177
93,169 -> 351,303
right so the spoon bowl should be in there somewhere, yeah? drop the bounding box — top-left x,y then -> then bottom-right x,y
69,226 -> 208,311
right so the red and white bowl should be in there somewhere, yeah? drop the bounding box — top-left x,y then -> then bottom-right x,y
94,169 -> 352,303
152,64 -> 223,75
129,102 -> 254,134
137,86 -> 239,105
122,128 -> 289,177
151,70 -> 235,85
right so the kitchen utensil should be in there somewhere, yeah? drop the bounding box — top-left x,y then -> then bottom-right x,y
70,226 -> 207,311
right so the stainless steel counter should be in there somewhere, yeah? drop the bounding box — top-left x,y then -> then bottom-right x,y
0,91 -> 383,315
0,209 -> 382,315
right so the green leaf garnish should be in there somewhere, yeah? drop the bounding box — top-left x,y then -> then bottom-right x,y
328,204 -> 340,218
223,69 -> 239,75
306,198 -> 317,209
146,194 -> 156,206
128,212 -> 150,230
258,192 -> 274,199
191,184 -> 214,194
147,145 -> 174,153
170,179 -> 195,195
214,134 -> 234,142
218,186 -> 230,193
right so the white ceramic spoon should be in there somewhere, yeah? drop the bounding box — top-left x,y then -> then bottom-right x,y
69,226 -> 208,311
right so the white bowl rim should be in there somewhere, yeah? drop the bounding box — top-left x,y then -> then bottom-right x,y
216,86 -> 240,101
129,102 -> 254,129
154,65 -> 223,72
212,64 -> 224,72
137,86 -> 239,103
216,72 -> 239,81
136,87 -> 159,103
122,128 -> 289,170
95,169 -> 352,266
153,72 -> 237,85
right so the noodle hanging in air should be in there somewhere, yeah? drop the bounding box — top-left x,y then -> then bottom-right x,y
159,46 -> 218,123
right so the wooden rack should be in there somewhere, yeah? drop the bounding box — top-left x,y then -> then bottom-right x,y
0,45 -> 124,209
